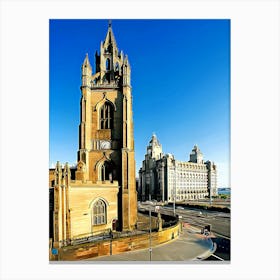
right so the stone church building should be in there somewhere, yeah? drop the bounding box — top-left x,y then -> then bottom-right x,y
49,22 -> 137,248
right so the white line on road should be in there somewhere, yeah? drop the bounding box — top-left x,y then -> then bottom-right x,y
211,254 -> 224,261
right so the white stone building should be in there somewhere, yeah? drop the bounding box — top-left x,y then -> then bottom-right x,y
138,134 -> 218,202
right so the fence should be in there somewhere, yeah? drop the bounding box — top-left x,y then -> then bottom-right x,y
70,229 -> 112,246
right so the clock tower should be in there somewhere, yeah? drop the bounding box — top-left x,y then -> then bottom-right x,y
75,22 -> 137,231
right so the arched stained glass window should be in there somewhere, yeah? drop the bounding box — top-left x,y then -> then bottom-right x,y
93,199 -> 106,225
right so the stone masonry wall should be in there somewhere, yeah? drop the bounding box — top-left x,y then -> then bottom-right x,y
55,222 -> 181,261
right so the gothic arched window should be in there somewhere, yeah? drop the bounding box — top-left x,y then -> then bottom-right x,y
106,58 -> 110,71
100,161 -> 114,182
100,102 -> 113,129
92,199 -> 106,225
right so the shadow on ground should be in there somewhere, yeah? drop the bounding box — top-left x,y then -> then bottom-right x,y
204,237 -> 230,261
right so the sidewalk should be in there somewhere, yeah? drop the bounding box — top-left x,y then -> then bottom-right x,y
84,224 -> 216,262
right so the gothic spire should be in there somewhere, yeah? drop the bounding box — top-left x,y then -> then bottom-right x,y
103,20 -> 118,52
82,53 -> 91,67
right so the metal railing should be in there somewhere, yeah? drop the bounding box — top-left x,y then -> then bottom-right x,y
59,210 -> 179,247
68,228 -> 147,247
70,229 -> 111,246
91,83 -> 119,89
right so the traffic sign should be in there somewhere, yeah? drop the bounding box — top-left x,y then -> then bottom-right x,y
52,248 -> 58,255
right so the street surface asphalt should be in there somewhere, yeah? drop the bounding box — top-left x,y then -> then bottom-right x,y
84,203 -> 230,262
85,224 -> 215,262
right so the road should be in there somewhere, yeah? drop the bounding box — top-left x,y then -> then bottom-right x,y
139,203 -> 231,261
85,224 -> 215,261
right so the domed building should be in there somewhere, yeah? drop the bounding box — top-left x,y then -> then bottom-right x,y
138,134 -> 218,202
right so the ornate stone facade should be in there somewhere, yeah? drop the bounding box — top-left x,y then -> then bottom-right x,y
139,135 -> 218,202
50,22 -> 137,249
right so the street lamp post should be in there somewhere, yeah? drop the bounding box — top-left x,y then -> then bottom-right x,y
149,193 -> 152,261
173,160 -> 176,216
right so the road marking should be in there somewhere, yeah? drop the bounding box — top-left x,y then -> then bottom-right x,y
211,254 -> 224,261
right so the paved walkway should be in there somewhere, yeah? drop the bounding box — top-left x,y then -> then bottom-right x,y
84,224 -> 215,262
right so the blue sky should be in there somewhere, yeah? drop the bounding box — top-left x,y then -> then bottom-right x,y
50,19 -> 230,187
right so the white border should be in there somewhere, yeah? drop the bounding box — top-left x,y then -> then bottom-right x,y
0,0 -> 279,279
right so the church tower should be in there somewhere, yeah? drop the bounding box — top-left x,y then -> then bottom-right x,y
75,22 -> 137,231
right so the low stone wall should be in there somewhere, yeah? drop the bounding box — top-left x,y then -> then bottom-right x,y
56,222 -> 181,261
